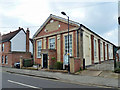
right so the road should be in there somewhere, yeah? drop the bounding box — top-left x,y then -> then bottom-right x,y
1,71 -> 102,89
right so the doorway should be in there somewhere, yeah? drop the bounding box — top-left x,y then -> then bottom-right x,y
43,54 -> 48,68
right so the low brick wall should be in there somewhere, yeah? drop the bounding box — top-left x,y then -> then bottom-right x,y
70,57 -> 82,73
74,58 -> 81,72
9,52 -> 31,67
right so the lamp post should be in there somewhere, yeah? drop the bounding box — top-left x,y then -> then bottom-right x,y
61,11 -> 70,73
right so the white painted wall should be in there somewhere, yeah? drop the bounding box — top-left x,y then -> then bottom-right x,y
82,26 -> 114,65
105,43 -> 107,60
109,44 -> 113,59
94,37 -> 99,63
83,31 -> 91,66
100,41 -> 104,61
11,30 -> 26,52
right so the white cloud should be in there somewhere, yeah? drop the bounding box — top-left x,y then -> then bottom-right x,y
70,8 -> 86,21
0,0 -> 51,25
102,29 -> 118,45
0,0 -> 118,45
50,0 -> 117,2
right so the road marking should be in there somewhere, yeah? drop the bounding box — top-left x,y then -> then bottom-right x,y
8,80 -> 40,89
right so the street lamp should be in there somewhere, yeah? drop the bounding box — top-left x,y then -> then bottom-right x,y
61,11 -> 70,73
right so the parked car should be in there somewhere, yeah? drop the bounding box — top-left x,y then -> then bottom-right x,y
14,62 -> 20,68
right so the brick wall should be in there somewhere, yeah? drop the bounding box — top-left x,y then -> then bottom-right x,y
91,35 -> 94,64
0,52 -> 31,67
107,44 -> 109,60
98,39 -> 101,63
10,52 -> 31,67
103,42 -> 105,61
60,34 -> 63,62
70,57 -> 81,73
26,29 -> 29,52
74,58 -> 81,72
36,19 -> 76,37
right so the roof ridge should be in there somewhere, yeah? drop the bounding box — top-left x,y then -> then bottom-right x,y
51,14 -> 80,25
2,29 -> 20,36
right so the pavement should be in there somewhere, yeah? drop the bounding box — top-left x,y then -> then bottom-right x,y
2,66 -> 119,89
87,60 -> 114,71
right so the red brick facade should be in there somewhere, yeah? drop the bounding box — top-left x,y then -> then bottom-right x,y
34,17 -> 77,67
33,14 -> 115,70
103,42 -> 105,61
107,44 -> 109,60
26,28 -> 29,52
91,35 -> 94,64
74,58 -> 81,72
98,39 -> 101,64
60,34 -> 63,62
0,29 -> 32,67
73,31 -> 76,57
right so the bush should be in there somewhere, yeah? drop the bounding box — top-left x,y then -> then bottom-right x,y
23,59 -> 33,67
53,62 -> 63,70
51,57 -> 56,60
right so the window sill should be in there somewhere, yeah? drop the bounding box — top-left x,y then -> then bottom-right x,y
37,57 -> 41,59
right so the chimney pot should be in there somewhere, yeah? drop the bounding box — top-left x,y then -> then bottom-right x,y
27,28 -> 29,30
19,27 -> 21,30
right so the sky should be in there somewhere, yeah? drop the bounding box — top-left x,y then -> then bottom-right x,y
0,0 -> 118,45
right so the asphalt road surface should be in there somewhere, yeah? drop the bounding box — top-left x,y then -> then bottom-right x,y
2,71 -> 117,90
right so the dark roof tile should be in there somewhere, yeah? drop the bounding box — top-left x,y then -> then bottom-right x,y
1,29 -> 21,43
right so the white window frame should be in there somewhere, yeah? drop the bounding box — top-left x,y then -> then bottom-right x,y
64,35 -> 72,56
108,44 -> 110,58
109,45 -> 113,58
100,42 -> 103,57
105,44 -> 107,59
37,40 -> 42,58
94,39 -> 97,57
2,56 -> 4,64
5,55 -> 8,64
49,38 -> 55,49
2,44 -> 4,52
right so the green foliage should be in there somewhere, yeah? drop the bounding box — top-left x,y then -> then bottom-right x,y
51,57 -> 56,60
80,67 -> 83,71
23,59 -> 33,67
53,61 -> 63,70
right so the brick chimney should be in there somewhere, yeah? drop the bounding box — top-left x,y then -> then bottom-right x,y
26,28 -> 29,52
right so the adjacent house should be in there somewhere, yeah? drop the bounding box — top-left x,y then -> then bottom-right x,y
0,27 -> 33,67
33,14 -> 115,69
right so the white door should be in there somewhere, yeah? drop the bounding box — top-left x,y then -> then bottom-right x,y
84,35 -> 91,66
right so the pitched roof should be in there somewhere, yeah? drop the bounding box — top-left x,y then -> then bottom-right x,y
33,14 -> 80,38
0,28 -> 24,43
33,14 -> 116,46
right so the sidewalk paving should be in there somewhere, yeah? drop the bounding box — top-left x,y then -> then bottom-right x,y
2,67 -> 119,88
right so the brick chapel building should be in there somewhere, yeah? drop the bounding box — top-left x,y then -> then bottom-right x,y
33,14 -> 116,69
